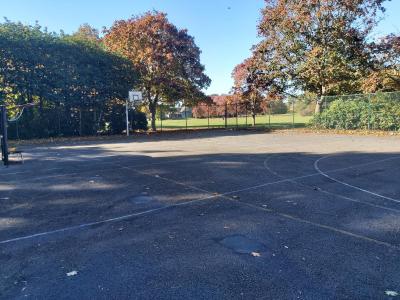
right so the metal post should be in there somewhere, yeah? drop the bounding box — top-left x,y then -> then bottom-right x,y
224,103 -> 228,128
292,100 -> 295,128
125,99 -> 129,136
207,105 -> 210,129
324,96 -> 328,128
268,103 -> 271,128
236,102 -> 238,129
1,106 -> 9,166
367,94 -> 371,130
160,105 -> 163,132
245,103 -> 248,127
185,104 -> 188,131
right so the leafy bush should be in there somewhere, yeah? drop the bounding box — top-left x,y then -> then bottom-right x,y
106,102 -> 148,134
310,95 -> 400,131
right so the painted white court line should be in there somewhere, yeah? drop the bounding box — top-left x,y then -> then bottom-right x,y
1,155 -> 399,247
263,154 -> 400,214
0,196 -> 215,245
0,170 -> 338,245
141,155 -> 400,250
228,199 -> 399,250
314,156 -> 400,203
0,157 -> 199,184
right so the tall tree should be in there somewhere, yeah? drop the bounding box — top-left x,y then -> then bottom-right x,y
0,20 -> 136,137
363,34 -> 400,92
232,58 -> 266,125
72,23 -> 100,42
254,0 -> 387,112
103,11 -> 211,130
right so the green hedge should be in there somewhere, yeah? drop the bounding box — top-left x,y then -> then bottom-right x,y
8,104 -> 148,140
311,96 -> 400,131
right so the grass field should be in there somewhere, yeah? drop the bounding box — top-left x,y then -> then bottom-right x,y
156,113 -> 312,129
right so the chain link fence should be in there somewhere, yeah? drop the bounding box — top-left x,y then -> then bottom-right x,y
155,100 -> 310,131
312,91 -> 400,131
6,102 -> 147,140
5,91 -> 400,140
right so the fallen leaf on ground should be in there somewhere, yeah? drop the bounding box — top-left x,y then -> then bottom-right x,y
385,291 -> 399,297
66,271 -> 78,277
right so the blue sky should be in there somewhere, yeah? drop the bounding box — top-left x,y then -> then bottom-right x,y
1,0 -> 399,95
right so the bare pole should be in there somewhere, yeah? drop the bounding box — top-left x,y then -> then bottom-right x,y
236,102 -> 238,129
207,104 -> 210,129
292,99 -> 295,128
126,99 -> 129,136
1,106 -> 9,166
185,103 -> 188,131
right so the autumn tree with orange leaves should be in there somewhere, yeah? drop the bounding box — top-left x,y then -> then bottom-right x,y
104,11 -> 210,130
232,58 -> 266,126
363,34 -> 400,92
252,0 -> 387,113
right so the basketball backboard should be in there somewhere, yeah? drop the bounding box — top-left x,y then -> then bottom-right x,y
129,91 -> 143,104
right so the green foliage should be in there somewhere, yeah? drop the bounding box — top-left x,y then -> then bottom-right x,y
131,110 -> 148,131
0,20 -> 139,139
311,94 -> 400,131
252,0 -> 386,100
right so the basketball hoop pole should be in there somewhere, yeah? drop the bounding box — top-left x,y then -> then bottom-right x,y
127,90 -> 142,136
1,105 -> 9,166
126,99 -> 129,137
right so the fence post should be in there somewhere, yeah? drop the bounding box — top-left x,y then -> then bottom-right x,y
1,106 -> 8,166
367,93 -> 371,130
292,99 -> 295,128
268,103 -> 271,128
245,103 -> 248,127
236,102 -> 238,129
207,105 -> 210,129
160,105 -> 163,132
185,104 -> 188,131
224,103 -> 228,129
324,96 -> 328,128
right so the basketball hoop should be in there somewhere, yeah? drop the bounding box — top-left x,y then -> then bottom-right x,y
128,91 -> 143,106
126,91 -> 143,136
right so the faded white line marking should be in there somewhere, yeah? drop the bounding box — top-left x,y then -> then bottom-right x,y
314,155 -> 400,203
263,154 -> 400,214
1,155 -> 399,247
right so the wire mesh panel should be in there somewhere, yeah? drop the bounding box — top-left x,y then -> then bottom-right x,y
154,100 -> 312,131
315,91 -> 400,131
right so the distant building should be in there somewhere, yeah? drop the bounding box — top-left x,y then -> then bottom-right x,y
165,106 -> 192,119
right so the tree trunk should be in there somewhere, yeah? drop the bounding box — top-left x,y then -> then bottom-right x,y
315,85 -> 326,114
149,102 -> 156,131
252,113 -> 256,126
315,100 -> 322,114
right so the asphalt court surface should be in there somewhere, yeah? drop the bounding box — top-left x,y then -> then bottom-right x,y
0,130 -> 399,299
